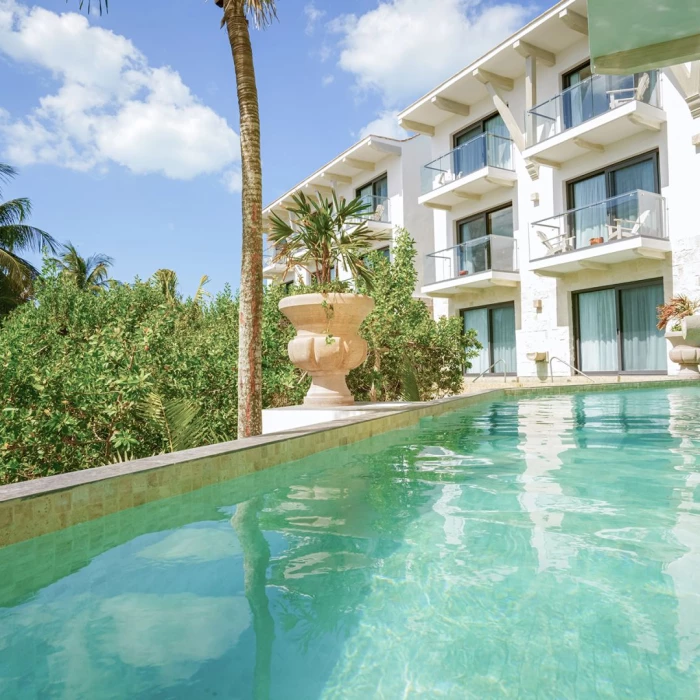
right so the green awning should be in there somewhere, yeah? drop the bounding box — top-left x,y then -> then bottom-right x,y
589,0 -> 700,74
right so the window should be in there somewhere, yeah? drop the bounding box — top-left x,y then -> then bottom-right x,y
452,113 -> 510,173
456,204 -> 514,275
461,303 -> 517,375
567,151 -> 660,247
574,279 -> 666,374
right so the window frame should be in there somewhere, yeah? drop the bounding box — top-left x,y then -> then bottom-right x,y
566,149 -> 660,209
562,59 -> 592,90
355,172 -> 388,199
452,112 -> 502,149
572,277 -> 667,376
460,301 -> 517,376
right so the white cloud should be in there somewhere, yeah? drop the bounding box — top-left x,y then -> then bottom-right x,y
329,0 -> 531,106
321,74 -> 335,87
0,0 -> 240,184
356,110 -> 408,140
304,2 -> 325,35
221,168 -> 242,193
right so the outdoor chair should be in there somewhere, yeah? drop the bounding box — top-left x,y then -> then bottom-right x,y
537,230 -> 574,256
607,73 -> 650,109
608,209 -> 651,240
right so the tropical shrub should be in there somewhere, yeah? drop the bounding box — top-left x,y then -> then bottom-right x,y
349,229 -> 478,401
657,294 -> 700,331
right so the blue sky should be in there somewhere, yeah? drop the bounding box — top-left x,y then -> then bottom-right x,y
0,0 -> 547,296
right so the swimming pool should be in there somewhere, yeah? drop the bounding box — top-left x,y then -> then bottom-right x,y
1,387 -> 699,698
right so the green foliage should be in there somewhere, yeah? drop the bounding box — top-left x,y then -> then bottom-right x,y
0,266 -> 304,483
267,191 -> 389,291
349,229 -> 479,402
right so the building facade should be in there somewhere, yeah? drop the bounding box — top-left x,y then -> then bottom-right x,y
398,0 -> 700,378
262,134 -> 433,294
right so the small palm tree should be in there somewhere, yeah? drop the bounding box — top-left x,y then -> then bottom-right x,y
52,242 -> 113,292
268,193 -> 390,290
0,163 -> 57,313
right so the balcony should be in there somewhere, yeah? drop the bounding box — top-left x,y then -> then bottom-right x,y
350,194 -> 392,232
524,71 -> 665,165
418,134 -> 516,210
421,235 -> 519,297
262,247 -> 287,279
529,190 -> 670,276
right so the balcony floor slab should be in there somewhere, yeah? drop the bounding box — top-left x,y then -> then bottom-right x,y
418,166 -> 516,210
421,270 -> 521,297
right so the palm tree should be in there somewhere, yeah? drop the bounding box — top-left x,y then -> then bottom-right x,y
216,0 -> 277,439
0,163 -> 57,314
52,242 -> 113,293
79,0 -> 276,439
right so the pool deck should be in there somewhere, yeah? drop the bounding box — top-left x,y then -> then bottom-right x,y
0,376 -> 697,547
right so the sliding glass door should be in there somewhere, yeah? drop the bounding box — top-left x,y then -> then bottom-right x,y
462,303 -> 517,375
575,280 -> 666,373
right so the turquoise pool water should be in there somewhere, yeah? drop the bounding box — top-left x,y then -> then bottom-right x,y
1,387 -> 700,698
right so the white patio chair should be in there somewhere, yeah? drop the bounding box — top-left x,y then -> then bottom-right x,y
371,203 -> 385,222
607,209 -> 651,240
607,73 -> 650,109
537,230 -> 574,256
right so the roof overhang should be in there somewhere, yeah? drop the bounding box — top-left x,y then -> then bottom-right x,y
397,0 -> 589,132
263,135 -> 404,217
589,0 -> 700,74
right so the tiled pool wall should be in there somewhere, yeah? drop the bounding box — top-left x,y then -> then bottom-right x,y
0,378 -> 696,548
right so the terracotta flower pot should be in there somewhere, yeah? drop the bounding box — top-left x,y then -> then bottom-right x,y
589,237 -> 604,245
279,293 -> 374,406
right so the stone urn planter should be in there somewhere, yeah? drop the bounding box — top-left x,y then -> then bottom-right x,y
279,293 -> 374,406
666,315 -> 700,377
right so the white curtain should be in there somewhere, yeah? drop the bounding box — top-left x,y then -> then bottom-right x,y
463,309 -> 490,374
485,115 -> 510,170
572,174 -> 607,248
621,284 -> 665,371
578,289 -> 618,371
492,306 -> 517,373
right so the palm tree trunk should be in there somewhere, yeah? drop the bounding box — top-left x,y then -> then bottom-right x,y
223,1 -> 264,438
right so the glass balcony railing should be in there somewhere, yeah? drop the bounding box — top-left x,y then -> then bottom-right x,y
424,235 -> 518,286
527,70 -> 660,146
421,134 -> 514,195
530,190 -> 666,261
350,194 -> 391,224
263,247 -> 281,268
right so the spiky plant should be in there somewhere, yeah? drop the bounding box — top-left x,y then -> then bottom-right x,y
51,242 -> 113,293
0,163 -> 57,313
656,295 -> 700,331
267,192 -> 390,291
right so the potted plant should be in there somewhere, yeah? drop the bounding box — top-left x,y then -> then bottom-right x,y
268,192 -> 389,406
657,295 -> 700,376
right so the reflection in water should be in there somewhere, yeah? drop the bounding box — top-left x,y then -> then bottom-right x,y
666,391 -> 700,672
1,389 -> 700,698
231,498 -> 274,700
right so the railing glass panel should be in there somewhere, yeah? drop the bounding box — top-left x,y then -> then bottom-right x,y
529,190 -> 666,261
421,134 -> 514,194
527,70 -> 660,146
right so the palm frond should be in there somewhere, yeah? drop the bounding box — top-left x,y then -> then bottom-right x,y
152,269 -> 179,303
76,0 -> 108,16
400,357 -> 421,402
138,392 -> 210,453
193,275 -> 211,306
52,242 -> 112,291
0,163 -> 17,200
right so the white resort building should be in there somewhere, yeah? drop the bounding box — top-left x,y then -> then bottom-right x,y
262,134 -> 433,294
265,0 -> 700,380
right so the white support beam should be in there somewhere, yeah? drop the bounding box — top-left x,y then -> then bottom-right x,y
512,40 -> 555,67
485,176 -> 516,189
399,118 -> 435,136
692,133 -> 700,147
306,184 -> 333,198
321,171 -> 352,184
342,157 -> 375,171
491,279 -> 520,288
525,160 -> 541,181
534,269 -> 564,279
367,138 -> 402,156
423,202 -> 452,211
558,9 -> 588,36
430,95 -> 471,117
454,192 -> 482,202
635,248 -> 668,261
579,261 -> 609,271
472,68 -> 514,92
573,138 -> 605,153
473,73 -> 525,151
628,114 -> 663,132
668,62 -> 700,118
530,156 -> 562,169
